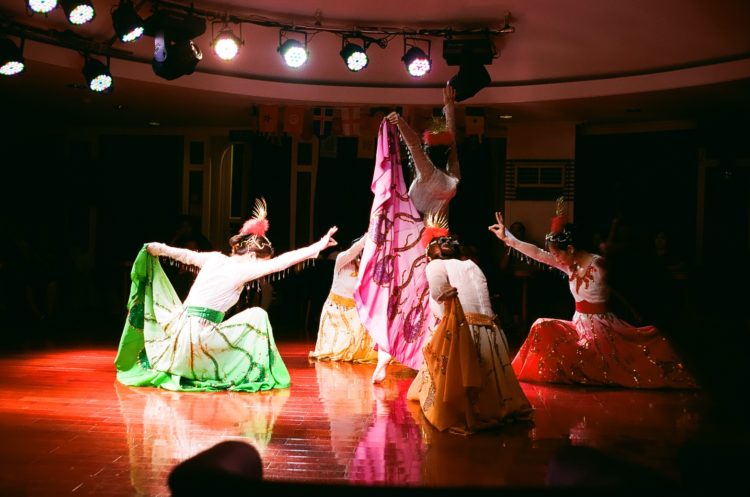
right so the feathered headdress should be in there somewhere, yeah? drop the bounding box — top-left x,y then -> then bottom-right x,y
422,116 -> 453,147
420,211 -> 450,248
240,198 -> 270,237
550,196 -> 568,234
545,196 -> 573,244
234,198 -> 273,253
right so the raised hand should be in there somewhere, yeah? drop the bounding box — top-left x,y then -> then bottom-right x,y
488,211 -> 508,242
320,226 -> 339,249
443,84 -> 456,106
386,112 -> 400,125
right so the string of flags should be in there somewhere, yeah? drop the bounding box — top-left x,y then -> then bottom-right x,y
248,105 -> 488,140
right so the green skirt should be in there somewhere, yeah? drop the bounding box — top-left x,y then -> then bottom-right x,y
114,247 -> 291,392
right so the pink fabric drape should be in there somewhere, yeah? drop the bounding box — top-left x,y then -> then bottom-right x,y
354,119 -> 431,370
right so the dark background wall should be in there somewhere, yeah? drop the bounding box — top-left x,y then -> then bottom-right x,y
1,123 -> 747,356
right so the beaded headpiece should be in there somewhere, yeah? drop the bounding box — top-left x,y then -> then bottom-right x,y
421,211 -> 450,249
235,198 -> 272,252
544,196 -> 574,245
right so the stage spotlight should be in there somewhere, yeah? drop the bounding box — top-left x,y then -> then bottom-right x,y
0,38 -> 25,76
402,38 -> 431,77
112,0 -> 144,43
61,0 -> 95,25
442,37 -> 495,101
82,57 -> 112,93
278,30 -> 308,68
27,0 -> 57,14
212,25 -> 243,61
340,42 -> 368,72
152,32 -> 203,80
448,62 -> 491,102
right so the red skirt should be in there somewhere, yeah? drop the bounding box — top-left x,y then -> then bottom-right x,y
511,311 -> 697,389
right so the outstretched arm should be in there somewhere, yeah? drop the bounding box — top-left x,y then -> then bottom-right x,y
334,235 -> 366,273
488,212 -> 566,272
147,242 -> 211,268
236,227 -> 338,283
386,112 -> 433,182
443,84 -> 460,181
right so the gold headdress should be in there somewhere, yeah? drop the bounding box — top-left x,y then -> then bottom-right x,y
421,211 -> 450,248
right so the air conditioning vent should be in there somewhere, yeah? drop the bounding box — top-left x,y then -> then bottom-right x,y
505,160 -> 575,200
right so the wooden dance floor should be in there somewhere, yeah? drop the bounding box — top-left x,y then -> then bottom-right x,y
0,341 -> 716,495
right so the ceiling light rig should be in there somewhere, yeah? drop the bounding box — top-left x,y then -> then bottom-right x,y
443,35 -> 496,101
82,55 -> 113,93
211,22 -> 243,61
112,0 -> 145,43
278,29 -> 308,68
6,1 -> 516,88
61,0 -> 95,25
340,40 -> 368,72
338,34 -> 387,72
152,31 -> 203,80
402,37 -> 432,77
27,0 -> 58,15
144,8 -> 206,80
0,37 -> 25,76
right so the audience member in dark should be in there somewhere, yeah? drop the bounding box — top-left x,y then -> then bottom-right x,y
168,441 -> 262,496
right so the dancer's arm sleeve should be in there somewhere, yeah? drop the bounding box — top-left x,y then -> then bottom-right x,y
396,117 -> 433,182
426,260 -> 452,301
334,236 -> 366,273
503,233 -> 568,273
147,242 -> 210,268
236,242 -> 323,283
444,103 -> 460,181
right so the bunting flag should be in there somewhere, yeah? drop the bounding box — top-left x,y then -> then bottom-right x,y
259,105 -> 279,134
340,107 -> 361,136
465,107 -> 485,138
283,106 -> 305,136
312,107 -> 334,137
354,120 -> 431,370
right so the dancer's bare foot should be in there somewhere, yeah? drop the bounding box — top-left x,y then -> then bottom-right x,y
372,362 -> 388,384
372,349 -> 391,384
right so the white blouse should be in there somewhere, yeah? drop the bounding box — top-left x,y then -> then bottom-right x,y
425,258 -> 494,320
329,237 -> 366,298
397,103 -> 460,215
148,241 -> 324,312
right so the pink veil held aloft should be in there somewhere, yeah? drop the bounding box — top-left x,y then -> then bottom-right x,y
354,119 -> 431,370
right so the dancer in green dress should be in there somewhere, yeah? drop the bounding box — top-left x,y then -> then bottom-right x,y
115,198 -> 338,392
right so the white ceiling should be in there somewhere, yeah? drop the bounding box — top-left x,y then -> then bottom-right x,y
2,0 -> 750,128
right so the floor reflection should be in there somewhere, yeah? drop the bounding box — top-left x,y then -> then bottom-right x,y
523,383 -> 704,479
0,346 -> 720,495
314,360 -> 376,468
348,370 -> 426,485
115,382 -> 289,495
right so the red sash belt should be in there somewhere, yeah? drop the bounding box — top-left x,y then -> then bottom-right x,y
575,300 -> 608,314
